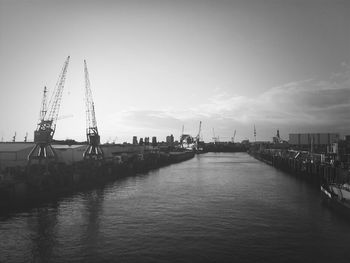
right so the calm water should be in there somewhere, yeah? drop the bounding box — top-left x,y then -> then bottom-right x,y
1,152 -> 350,263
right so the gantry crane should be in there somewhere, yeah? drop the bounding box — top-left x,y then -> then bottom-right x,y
28,56 -> 70,164
83,60 -> 103,160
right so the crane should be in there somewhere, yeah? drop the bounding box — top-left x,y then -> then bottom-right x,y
83,60 -> 103,160
194,121 -> 202,150
231,130 -> 236,143
28,56 -> 70,164
180,125 -> 185,147
212,128 -> 219,144
254,124 -> 256,142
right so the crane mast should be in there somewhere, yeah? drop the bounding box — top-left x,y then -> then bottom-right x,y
28,56 -> 70,164
83,60 -> 103,160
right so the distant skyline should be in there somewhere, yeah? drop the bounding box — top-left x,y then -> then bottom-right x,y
0,0 -> 349,143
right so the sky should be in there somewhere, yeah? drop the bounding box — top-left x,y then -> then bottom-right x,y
0,0 -> 349,143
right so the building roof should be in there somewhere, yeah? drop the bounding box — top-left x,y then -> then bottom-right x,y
0,143 -> 87,152
0,142 -> 35,152
52,144 -> 86,149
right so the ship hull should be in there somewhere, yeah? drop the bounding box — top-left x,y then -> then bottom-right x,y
321,184 -> 350,218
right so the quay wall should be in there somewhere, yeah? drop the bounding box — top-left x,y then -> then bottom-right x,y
250,151 -> 350,186
0,150 -> 194,210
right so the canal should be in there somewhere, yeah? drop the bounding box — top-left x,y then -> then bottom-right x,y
1,152 -> 350,262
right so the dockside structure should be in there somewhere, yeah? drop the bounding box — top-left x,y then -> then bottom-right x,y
250,148 -> 350,186
0,143 -> 194,210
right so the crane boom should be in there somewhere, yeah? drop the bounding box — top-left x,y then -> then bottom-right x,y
232,129 -> 236,143
39,86 -> 48,121
83,60 -> 103,160
47,56 -> 70,134
84,60 -> 97,130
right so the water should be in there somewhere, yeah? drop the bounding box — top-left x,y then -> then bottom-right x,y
1,152 -> 350,263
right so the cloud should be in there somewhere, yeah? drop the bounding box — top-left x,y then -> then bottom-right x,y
101,66 -> 350,142
258,69 -> 350,128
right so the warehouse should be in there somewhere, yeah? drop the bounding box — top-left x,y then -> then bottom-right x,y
289,133 -> 339,146
0,142 -> 87,168
0,142 -> 35,169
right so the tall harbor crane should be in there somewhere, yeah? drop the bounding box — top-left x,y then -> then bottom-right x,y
28,56 -> 70,164
212,128 -> 219,144
194,121 -> 202,150
254,124 -> 256,142
179,125 -> 185,147
83,60 -> 103,160
231,130 -> 236,143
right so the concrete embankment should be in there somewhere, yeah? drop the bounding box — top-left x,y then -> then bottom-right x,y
0,151 -> 194,210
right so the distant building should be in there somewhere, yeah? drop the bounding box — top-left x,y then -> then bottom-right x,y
273,129 -> 282,144
139,138 -> 144,145
166,134 -> 174,144
289,133 -> 339,146
241,140 -> 249,144
144,137 -> 150,145
152,137 -> 157,146
132,136 -> 138,145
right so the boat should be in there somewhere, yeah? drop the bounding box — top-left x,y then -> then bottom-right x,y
321,182 -> 350,216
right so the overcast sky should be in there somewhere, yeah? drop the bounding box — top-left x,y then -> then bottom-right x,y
0,0 -> 349,143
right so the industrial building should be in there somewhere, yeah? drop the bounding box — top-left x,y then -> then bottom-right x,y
53,145 -> 86,164
0,142 -> 161,170
0,143 -> 87,168
0,143 -> 35,169
289,133 -> 339,146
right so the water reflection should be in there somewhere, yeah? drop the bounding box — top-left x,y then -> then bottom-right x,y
79,189 -> 104,259
27,204 -> 59,262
